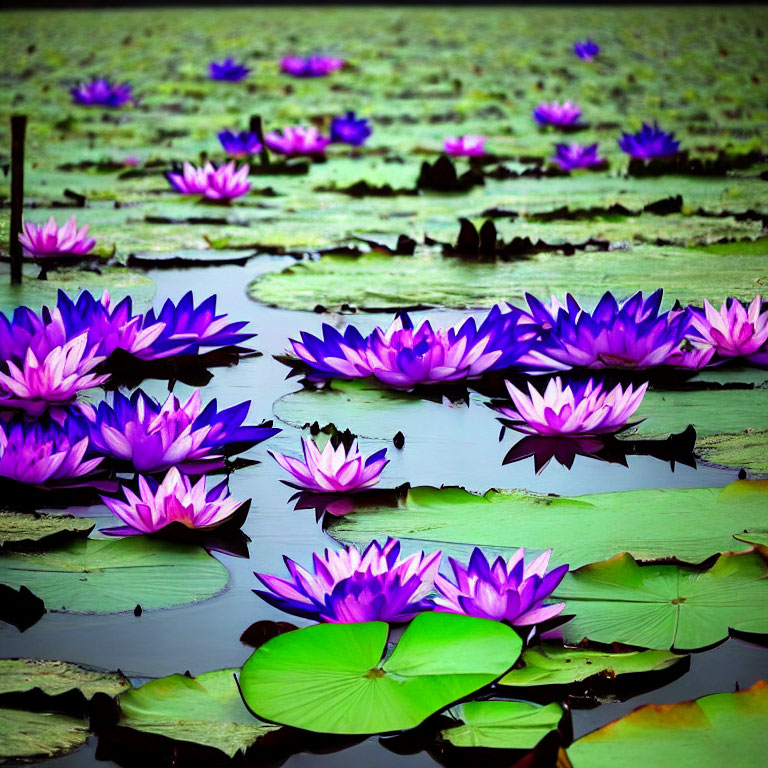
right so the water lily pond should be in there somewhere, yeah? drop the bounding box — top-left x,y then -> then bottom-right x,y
1,5 -> 768,768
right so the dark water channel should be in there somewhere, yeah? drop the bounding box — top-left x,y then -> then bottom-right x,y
3,261 -> 766,767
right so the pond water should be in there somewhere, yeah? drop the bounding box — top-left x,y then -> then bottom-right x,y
4,262 -> 766,768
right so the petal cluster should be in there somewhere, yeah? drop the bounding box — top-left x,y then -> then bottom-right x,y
79,389 -> 279,473
218,130 -> 262,158
688,297 -> 768,359
533,101 -> 582,127
209,58 -> 250,81
280,55 -> 344,77
444,135 -> 487,157
101,467 -> 245,535
0,419 -> 103,487
329,111 -> 372,146
265,126 -> 330,156
254,538 -> 441,623
618,122 -> 680,160
573,39 -> 600,60
270,436 -> 388,492
70,79 -> 132,107
551,142 -> 604,170
0,332 -> 109,416
496,377 -> 648,436
167,161 -> 250,201
434,547 -> 568,626
19,216 -> 96,259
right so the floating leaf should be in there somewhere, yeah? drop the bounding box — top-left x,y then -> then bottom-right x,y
566,681 -> 768,768
0,537 -> 228,614
440,700 -> 563,749
697,430 -> 768,475
499,644 -> 686,687
554,551 -> 768,651
117,669 -> 279,758
327,480 -> 768,569
239,612 -> 522,735
0,659 -> 129,699
0,511 -> 95,549
0,708 -> 89,761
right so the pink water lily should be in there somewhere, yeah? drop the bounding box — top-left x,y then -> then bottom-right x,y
167,161 -> 250,201
0,332 -> 109,416
269,436 -> 388,492
497,377 -> 648,436
434,547 -> 568,626
264,126 -> 330,156
444,135 -> 486,157
101,467 -> 246,535
19,216 -> 96,259
688,296 -> 768,359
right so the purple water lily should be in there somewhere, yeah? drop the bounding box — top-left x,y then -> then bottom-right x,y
533,290 -> 693,370
264,126 -> 330,157
209,58 -> 250,81
0,418 -> 104,488
573,39 -> 600,61
551,142 -> 604,170
444,135 -> 487,157
0,331 -> 109,417
70,79 -> 132,107
687,296 -> 768,360
102,467 -> 247,536
254,538 -> 441,623
434,547 -> 568,627
269,435 -> 388,492
329,111 -> 372,146
78,389 -> 279,474
288,323 -> 372,378
280,55 -> 344,77
167,161 -> 250,202
533,101 -> 582,128
19,216 -> 96,260
366,311 -> 530,389
496,377 -> 648,436
218,130 -> 262,158
618,122 -> 681,160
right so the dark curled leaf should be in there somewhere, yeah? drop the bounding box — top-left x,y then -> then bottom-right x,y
239,620 -> 298,649
0,584 -> 46,632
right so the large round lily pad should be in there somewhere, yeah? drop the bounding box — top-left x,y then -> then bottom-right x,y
249,244 -> 768,311
440,700 -> 563,749
499,644 -> 686,687
117,669 -> 279,757
327,479 -> 768,569
566,681 -> 768,768
0,537 -> 229,614
239,611 -> 523,735
0,658 -> 129,699
554,551 -> 768,651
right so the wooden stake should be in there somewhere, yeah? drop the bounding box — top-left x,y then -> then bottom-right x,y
249,114 -> 270,167
9,115 -> 27,285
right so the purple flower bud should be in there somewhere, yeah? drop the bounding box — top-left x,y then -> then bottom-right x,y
573,39 -> 600,61
533,101 -> 582,128
217,130 -> 262,158
280,55 -> 344,77
618,122 -> 681,160
329,112 -> 372,146
551,142 -> 604,170
444,135 -> 487,157
264,126 -> 330,157
209,58 -> 250,81
70,79 -> 132,107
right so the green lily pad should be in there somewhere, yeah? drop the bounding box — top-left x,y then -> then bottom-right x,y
0,264 -> 156,314
0,512 -> 95,549
273,379 -> 444,440
696,430 -> 768,475
326,480 -> 768,569
0,658 -> 129,699
499,644 -> 686,687
117,669 -> 279,758
553,551 -> 768,651
249,244 -> 768,311
239,611 -> 523,735
440,700 -> 563,750
566,681 -> 768,768
0,537 -> 229,614
0,708 -> 90,761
